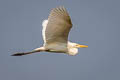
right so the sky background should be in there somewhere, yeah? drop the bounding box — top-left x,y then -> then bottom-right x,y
0,0 -> 120,80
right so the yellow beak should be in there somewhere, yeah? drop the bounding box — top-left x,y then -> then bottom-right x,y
76,44 -> 88,48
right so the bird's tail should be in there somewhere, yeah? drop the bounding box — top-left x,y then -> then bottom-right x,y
11,50 -> 40,56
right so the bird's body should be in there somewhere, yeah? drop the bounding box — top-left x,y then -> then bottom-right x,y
12,6 -> 88,56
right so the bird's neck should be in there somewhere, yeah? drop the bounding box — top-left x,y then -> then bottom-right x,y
67,47 -> 78,56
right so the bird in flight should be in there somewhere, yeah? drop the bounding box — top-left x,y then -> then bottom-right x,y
12,6 -> 88,56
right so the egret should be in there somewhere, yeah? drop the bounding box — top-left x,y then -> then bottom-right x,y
12,6 -> 88,56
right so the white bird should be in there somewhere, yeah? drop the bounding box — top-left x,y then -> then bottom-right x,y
12,6 -> 88,56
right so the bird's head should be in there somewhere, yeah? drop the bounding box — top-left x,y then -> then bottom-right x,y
67,41 -> 88,55
68,41 -> 88,48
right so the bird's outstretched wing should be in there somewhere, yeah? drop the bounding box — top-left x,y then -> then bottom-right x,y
43,6 -> 72,46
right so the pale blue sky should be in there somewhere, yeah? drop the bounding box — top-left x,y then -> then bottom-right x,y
0,0 -> 120,80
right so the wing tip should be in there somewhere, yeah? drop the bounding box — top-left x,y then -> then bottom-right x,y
51,6 -> 66,12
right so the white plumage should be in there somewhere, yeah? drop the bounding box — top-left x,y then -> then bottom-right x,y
12,6 -> 88,56
42,19 -> 48,45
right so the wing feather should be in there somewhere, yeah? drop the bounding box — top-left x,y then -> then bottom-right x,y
43,6 -> 72,47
